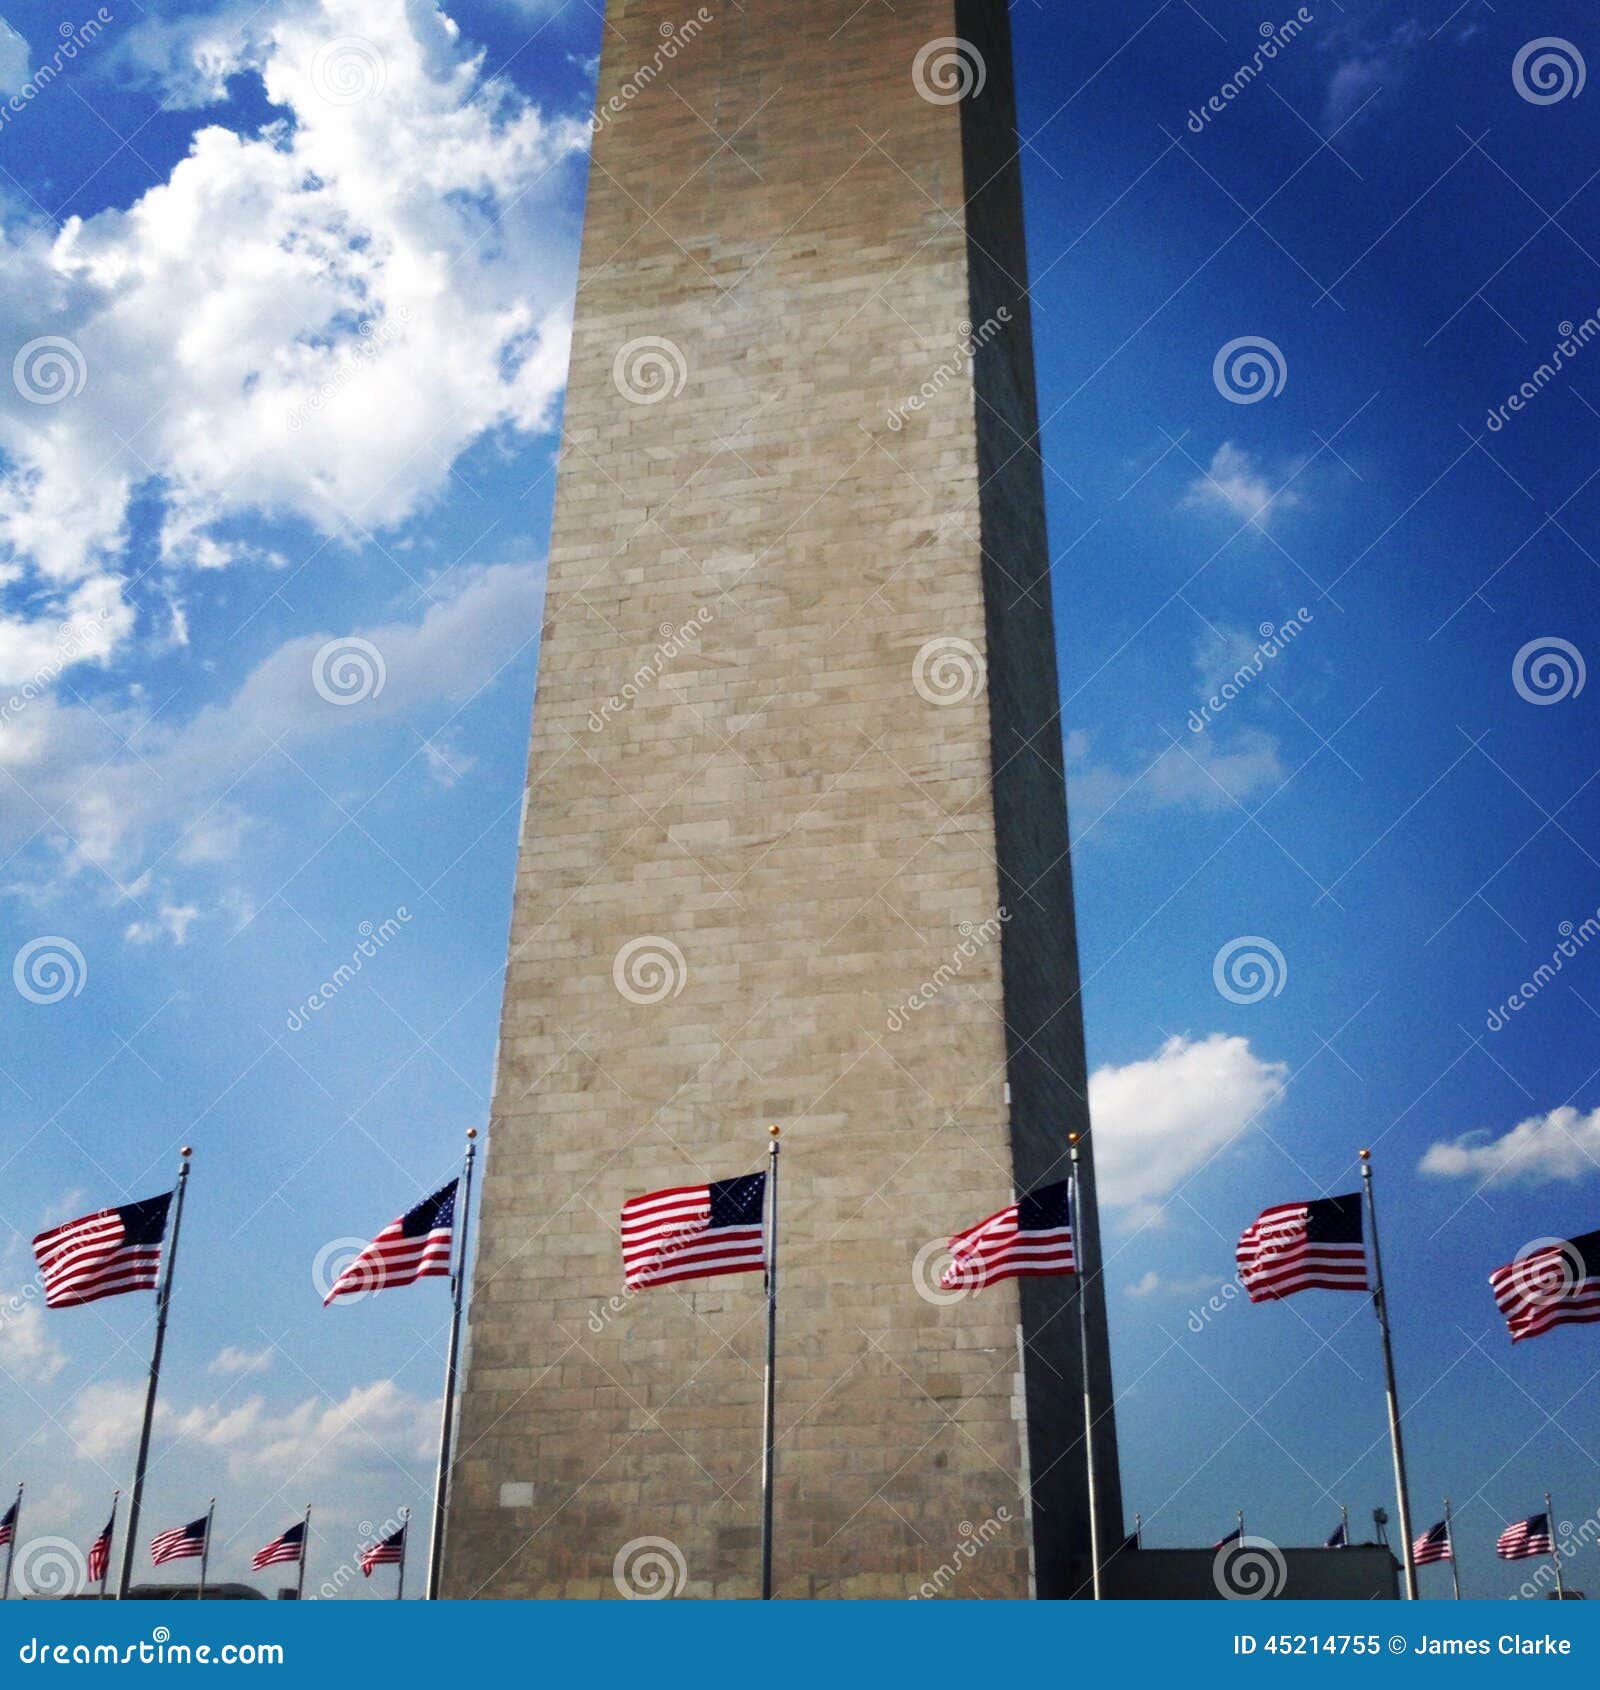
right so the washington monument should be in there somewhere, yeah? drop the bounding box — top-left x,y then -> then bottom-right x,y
441,0 -> 1121,1598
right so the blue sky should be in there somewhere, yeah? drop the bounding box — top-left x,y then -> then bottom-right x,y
0,0 -> 1597,1601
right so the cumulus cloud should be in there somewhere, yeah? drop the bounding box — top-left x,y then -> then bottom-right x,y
209,1344 -> 276,1377
1419,1105 -> 1600,1187
0,1288 -> 67,1383
0,0 -> 585,686
0,561 -> 542,891
1067,727 -> 1285,832
1090,1034 -> 1289,1224
1183,443 -> 1300,528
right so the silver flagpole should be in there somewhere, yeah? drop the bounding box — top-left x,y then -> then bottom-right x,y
1134,1511 -> 1142,1549
395,1508 -> 409,1601
1359,1149 -> 1417,1600
426,1129 -> 477,1600
1445,1498 -> 1461,1600
117,1148 -> 192,1601
1340,1503 -> 1349,1548
2,1482 -> 21,1600
1067,1134 -> 1101,1598
760,1125 -> 781,1601
1547,1491 -> 1565,1600
1237,1507 -> 1245,1545
296,1505 -> 311,1602
197,1498 -> 214,1600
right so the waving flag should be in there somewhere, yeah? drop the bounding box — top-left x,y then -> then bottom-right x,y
1414,1520 -> 1451,1565
324,1182 -> 456,1305
1497,1514 -> 1554,1561
621,1173 -> 766,1290
0,1498 -> 15,1549
1236,1194 -> 1367,1302
86,1512 -> 115,1584
940,1180 -> 1075,1291
1213,1522 -> 1243,1549
252,1519 -> 306,1571
360,1526 -> 406,1577
1489,1231 -> 1600,1344
32,1193 -> 172,1308
150,1517 -> 208,1566
1325,1519 -> 1347,1549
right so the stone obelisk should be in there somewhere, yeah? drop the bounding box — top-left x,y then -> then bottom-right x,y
441,0 -> 1121,1599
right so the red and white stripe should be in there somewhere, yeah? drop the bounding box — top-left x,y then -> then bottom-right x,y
1236,1203 -> 1367,1301
939,1204 -> 1075,1290
620,1185 -> 765,1290
32,1210 -> 161,1308
149,1523 -> 205,1566
1489,1248 -> 1600,1344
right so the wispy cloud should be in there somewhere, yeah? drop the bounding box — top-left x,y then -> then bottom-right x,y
1183,442 -> 1301,529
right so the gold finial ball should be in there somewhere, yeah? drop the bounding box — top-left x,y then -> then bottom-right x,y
1068,1131 -> 1081,1146
1358,1148 -> 1371,1160
768,1124 -> 781,1139
467,1127 -> 478,1140
180,1146 -> 193,1158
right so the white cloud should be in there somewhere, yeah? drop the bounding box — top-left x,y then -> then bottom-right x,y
208,1345 -> 276,1377
1419,1105 -> 1600,1187
0,1288 -> 67,1383
0,19 -> 28,96
125,903 -> 201,946
0,0 -> 585,685
67,1375 -> 436,1482
1090,1034 -> 1288,1224
1123,1269 -> 1226,1299
1068,728 -> 1285,832
0,561 -> 542,888
1183,443 -> 1301,528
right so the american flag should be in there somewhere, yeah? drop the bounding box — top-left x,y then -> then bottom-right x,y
32,1193 -> 172,1309
1325,1520 -> 1347,1549
324,1181 -> 456,1305
252,1519 -> 305,1571
620,1173 -> 766,1290
150,1516 -> 208,1566
360,1525 -> 405,1577
940,1179 -> 1075,1291
1213,1522 -> 1243,1549
1497,1513 -> 1554,1561
1489,1231 -> 1600,1344
1414,1520 -> 1452,1565
1236,1194 -> 1367,1302
86,1511 -> 115,1584
0,1498 -> 15,1549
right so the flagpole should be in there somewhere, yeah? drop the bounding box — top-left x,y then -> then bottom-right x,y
117,1148 -> 192,1601
1067,1134 -> 1101,1599
1359,1149 -> 1417,1600
1237,1508 -> 1244,1545
296,1505 -> 311,1602
101,1491 -> 118,1599
1546,1491 -> 1565,1600
1134,1512 -> 1142,1549
426,1128 -> 477,1601
2,1482 -> 21,1600
1444,1498 -> 1461,1600
1340,1503 -> 1349,1548
396,1508 -> 409,1601
197,1498 -> 214,1600
760,1124 -> 780,1601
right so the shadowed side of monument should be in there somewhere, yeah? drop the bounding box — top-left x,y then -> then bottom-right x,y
442,0 -> 1120,1599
